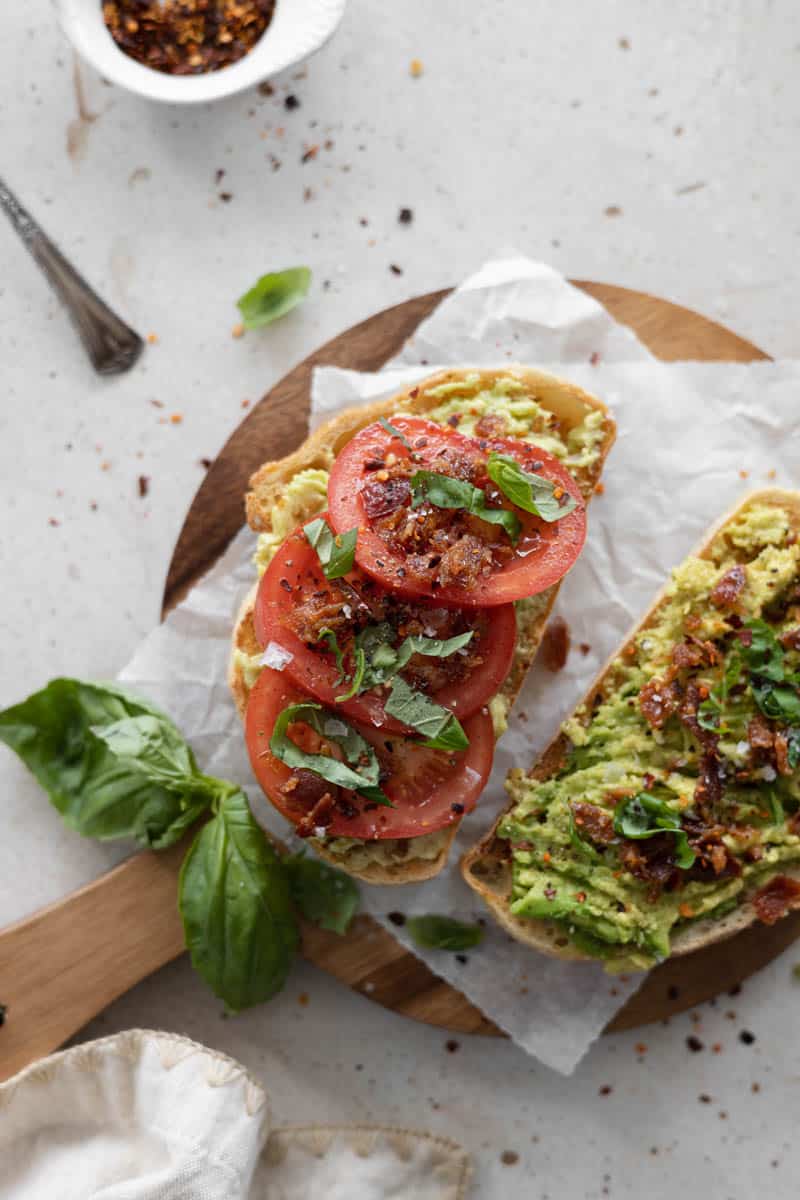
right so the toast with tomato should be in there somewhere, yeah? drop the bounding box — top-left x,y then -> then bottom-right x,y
463,490 -> 800,966
229,367 -> 615,883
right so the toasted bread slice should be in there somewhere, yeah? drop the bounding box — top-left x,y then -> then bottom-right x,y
462,489 -> 800,958
230,367 -> 616,884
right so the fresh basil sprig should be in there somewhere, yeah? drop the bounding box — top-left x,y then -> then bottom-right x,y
613,792 -> 696,870
0,679 -> 212,848
304,517 -> 358,580
406,915 -> 484,951
179,787 -> 299,1010
269,701 -> 392,806
410,470 -> 521,543
384,676 -> 469,751
343,624 -> 474,699
0,678 -> 362,1013
487,453 -> 577,522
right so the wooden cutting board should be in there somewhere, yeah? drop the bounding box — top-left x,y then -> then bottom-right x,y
3,281 -> 798,1084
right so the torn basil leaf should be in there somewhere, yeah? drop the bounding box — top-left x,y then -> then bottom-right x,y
335,646 -> 366,702
342,625 -> 474,699
613,792 -> 696,870
487,453 -> 577,522
236,266 -> 311,330
409,470 -> 521,543
384,676 -> 469,751
407,915 -> 484,951
179,788 -> 299,1010
304,517 -> 357,580
269,702 -> 392,806
378,416 -> 413,452
286,853 -> 360,934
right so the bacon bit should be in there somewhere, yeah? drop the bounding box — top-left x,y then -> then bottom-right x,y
137,475 -> 150,498
639,677 -> 677,729
679,903 -> 695,919
169,413 -> 183,425
409,58 -> 424,77
146,332 -> 159,345
624,643 -> 637,657
594,481 -> 605,495
779,625 -> 800,651
541,615 -> 571,672
232,323 -> 245,339
571,802 -> 615,845
752,876 -> 800,925
241,398 -> 251,409
748,713 -> 774,751
710,564 -> 746,609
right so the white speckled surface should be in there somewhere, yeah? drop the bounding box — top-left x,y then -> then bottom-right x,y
1,2 -> 799,1194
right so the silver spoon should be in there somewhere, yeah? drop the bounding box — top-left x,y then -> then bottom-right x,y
0,177 -> 144,375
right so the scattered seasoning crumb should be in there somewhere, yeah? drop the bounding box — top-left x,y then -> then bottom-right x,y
767,468 -> 777,480
215,168 -> 226,184
674,125 -> 684,136
389,263 -> 403,276
699,1093 -> 712,1104
409,58 -> 424,77
284,93 -> 300,110
298,992 -> 309,1007
200,457 -> 213,470
455,953 -> 468,965
579,642 -> 591,656
618,36 -> 630,49
719,1110 -> 728,1120
594,481 -> 605,495
89,501 -> 98,511
398,207 -> 413,224
359,217 -> 369,227
589,350 -> 601,365
598,1085 -> 613,1096
301,144 -> 319,163
170,413 -> 183,425
739,1029 -> 756,1045
729,983 -> 742,996
258,80 -> 274,96
751,1081 -> 761,1093
138,475 -> 150,498
150,398 -> 164,409
101,460 -> 111,471
303,186 -> 314,202
146,332 -> 159,345
0,1004 -> 6,1027
686,1035 -> 704,1052
445,1039 -> 460,1053
712,1042 -> 722,1054
387,911 -> 406,927
541,615 -> 570,672
241,399 -> 251,409
635,1042 -> 648,1055
232,323 -> 245,339
604,205 -> 623,217
219,191 -> 233,202
500,1151 -> 519,1166
48,517 -> 60,527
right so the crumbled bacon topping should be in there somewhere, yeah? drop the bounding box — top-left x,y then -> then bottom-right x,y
639,677 -> 678,728
571,802 -> 615,846
752,875 -> 800,925
710,565 -> 746,609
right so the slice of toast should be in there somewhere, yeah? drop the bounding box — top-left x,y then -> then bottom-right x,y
230,366 -> 616,884
462,489 -> 800,957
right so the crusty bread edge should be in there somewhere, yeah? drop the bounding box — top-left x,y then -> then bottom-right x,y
461,488 -> 800,960
230,366 -> 617,885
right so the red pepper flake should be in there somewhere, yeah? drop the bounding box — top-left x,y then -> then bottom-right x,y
138,475 -> 150,498
102,1 -> 276,76
594,481 -> 605,495
297,992 -> 309,1006
170,413 -> 183,425
241,398 -> 251,409
635,1042 -> 648,1055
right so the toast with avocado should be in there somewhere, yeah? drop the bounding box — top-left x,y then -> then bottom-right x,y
229,367 -> 615,884
463,490 -> 800,965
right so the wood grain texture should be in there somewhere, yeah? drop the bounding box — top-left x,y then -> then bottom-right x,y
0,284 -> 778,1082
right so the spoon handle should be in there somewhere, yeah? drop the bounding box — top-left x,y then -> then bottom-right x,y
0,177 -> 144,375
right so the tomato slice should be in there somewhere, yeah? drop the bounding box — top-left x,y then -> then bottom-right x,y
245,667 -> 494,840
254,516 -> 517,733
327,416 -> 586,607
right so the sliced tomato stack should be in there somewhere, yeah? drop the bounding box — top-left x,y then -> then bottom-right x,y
244,415 -> 586,844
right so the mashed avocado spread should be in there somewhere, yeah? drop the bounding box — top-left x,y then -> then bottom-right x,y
246,377 -> 605,862
500,501 -> 800,968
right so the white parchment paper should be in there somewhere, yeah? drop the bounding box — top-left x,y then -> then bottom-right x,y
120,256 -> 800,1073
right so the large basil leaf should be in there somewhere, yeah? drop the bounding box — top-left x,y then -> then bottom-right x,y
384,676 -> 469,751
613,792 -> 696,869
409,470 -> 521,543
269,702 -> 392,806
406,915 -> 484,951
286,854 -> 360,934
0,679 -> 212,848
304,517 -> 357,580
487,453 -> 577,522
741,619 -> 800,722
179,789 -> 299,1010
742,619 -> 785,682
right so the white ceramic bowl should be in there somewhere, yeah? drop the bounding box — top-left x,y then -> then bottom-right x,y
53,0 -> 347,104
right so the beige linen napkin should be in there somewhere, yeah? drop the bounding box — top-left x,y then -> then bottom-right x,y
0,1030 -> 471,1199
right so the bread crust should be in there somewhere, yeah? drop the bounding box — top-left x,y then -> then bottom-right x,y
230,366 -> 615,884
462,489 -> 800,958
